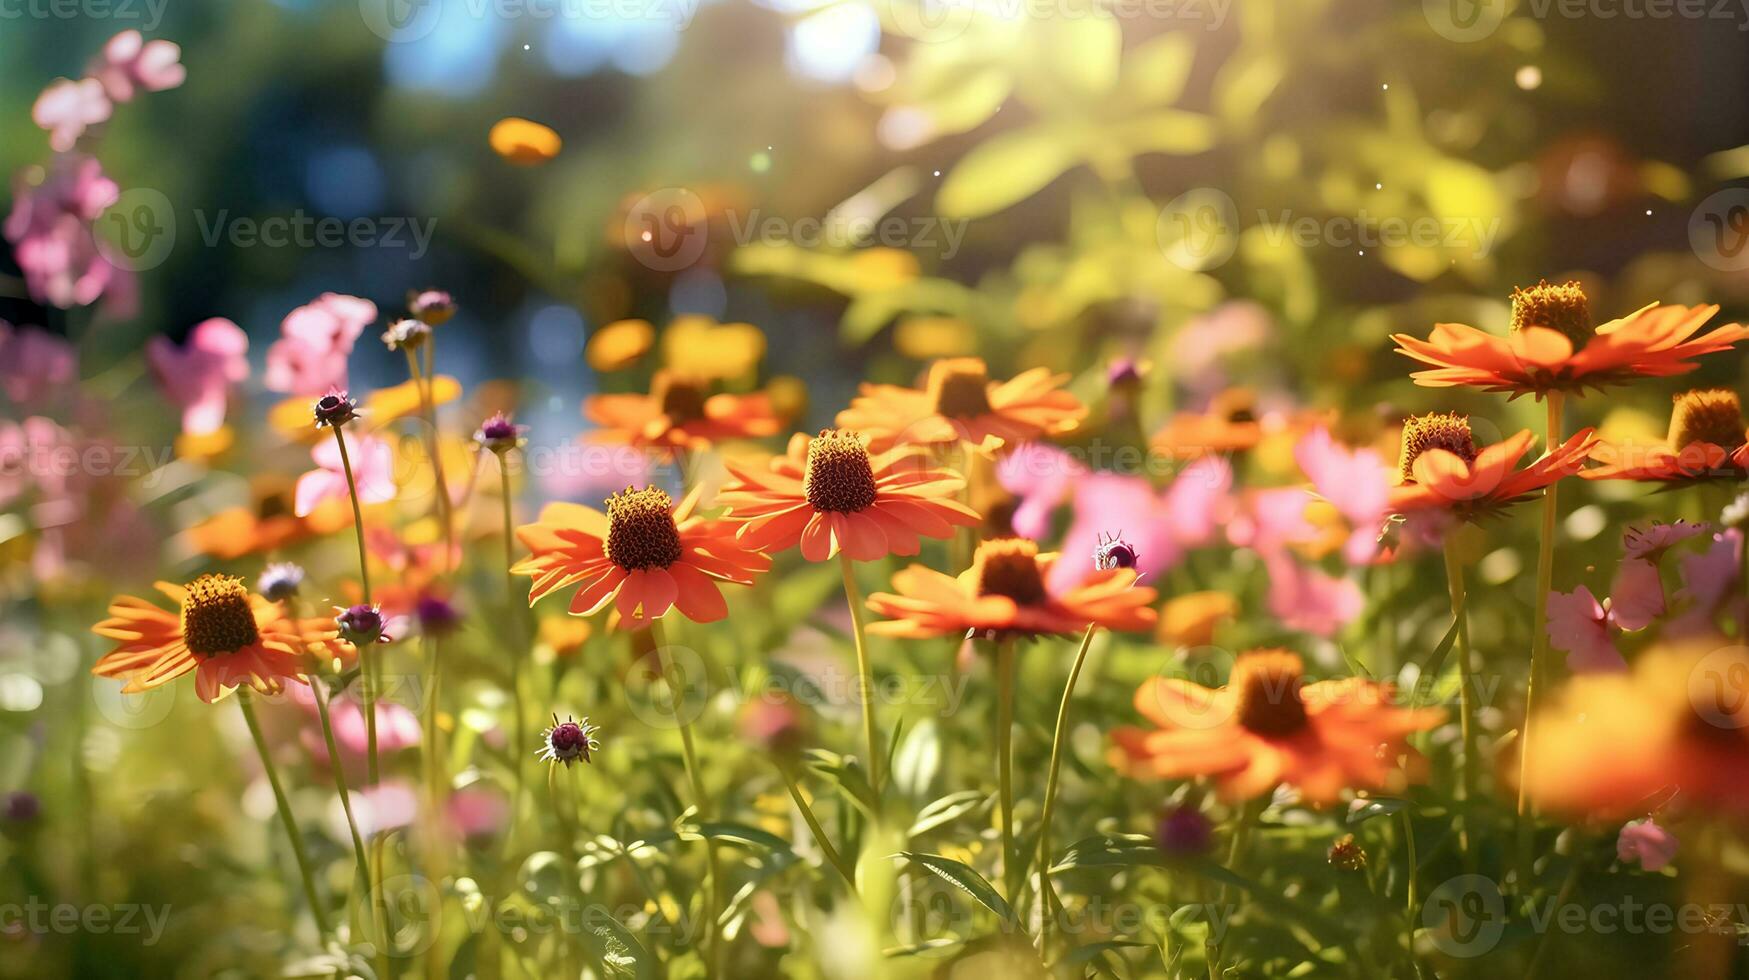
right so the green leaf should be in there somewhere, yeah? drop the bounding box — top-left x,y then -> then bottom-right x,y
1064,939 -> 1151,967
908,790 -> 986,837
1105,110 -> 1217,157
1049,833 -> 1161,873
682,821 -> 799,864
1346,798 -> 1406,826
806,749 -> 880,818
892,719 -> 940,798
892,851 -> 1016,925
1123,33 -> 1195,106
937,124 -> 1078,220
1410,618 -> 1462,709
579,907 -> 658,980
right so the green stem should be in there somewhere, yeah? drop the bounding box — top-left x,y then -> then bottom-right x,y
498,455 -> 529,844
405,344 -> 456,575
653,620 -> 721,978
239,693 -> 332,941
313,676 -> 379,947
549,764 -> 583,978
839,553 -> 882,794
1441,534 -> 1478,866
994,638 -> 1017,902
1036,623 -> 1098,959
777,761 -> 857,890
1209,801 -> 1257,976
1519,390 -> 1564,882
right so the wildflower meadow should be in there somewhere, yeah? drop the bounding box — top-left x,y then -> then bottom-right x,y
6,3 -> 1749,978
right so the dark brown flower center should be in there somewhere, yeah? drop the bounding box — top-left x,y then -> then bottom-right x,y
1398,412 -> 1478,482
1668,389 -> 1745,451
181,574 -> 260,656
605,487 -> 683,571
927,359 -> 993,419
972,538 -> 1047,606
1509,279 -> 1592,347
1230,649 -> 1309,736
1213,388 -> 1257,425
803,430 -> 879,513
652,373 -> 708,424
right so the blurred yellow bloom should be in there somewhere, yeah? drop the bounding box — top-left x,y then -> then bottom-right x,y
175,426 -> 233,462
661,315 -> 766,381
1156,591 -> 1237,648
366,376 -> 463,428
489,117 -> 561,165
587,318 -> 655,371
763,374 -> 808,423
538,615 -> 592,657
847,248 -> 920,291
894,316 -> 975,359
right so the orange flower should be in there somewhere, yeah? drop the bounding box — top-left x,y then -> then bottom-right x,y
1585,388 -> 1749,484
865,538 -> 1156,640
585,370 -> 782,455
1156,591 -> 1239,648
1387,412 -> 1596,519
92,575 -> 338,703
1110,650 -> 1443,803
836,357 -> 1086,455
716,430 -> 979,561
512,486 -> 769,629
1522,643 -> 1749,817
1392,280 -> 1749,398
1151,389 -> 1265,458
187,479 -> 352,558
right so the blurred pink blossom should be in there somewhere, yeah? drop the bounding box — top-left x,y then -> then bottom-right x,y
996,442 -> 1083,539
32,78 -> 111,152
1545,586 -> 1626,673
4,156 -> 121,309
264,293 -> 377,396
145,318 -> 248,435
1607,558 -> 1665,632
355,782 -> 418,836
1616,818 -> 1678,872
87,31 -> 185,103
1049,472 -> 1182,592
295,431 -> 394,516
1623,520 -> 1707,561
1295,426 -> 1394,564
447,787 -> 511,840
0,323 -> 76,405
1262,550 -> 1363,638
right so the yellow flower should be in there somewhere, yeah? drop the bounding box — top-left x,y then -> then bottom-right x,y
661,315 -> 766,381
489,117 -> 561,166
587,318 -> 655,372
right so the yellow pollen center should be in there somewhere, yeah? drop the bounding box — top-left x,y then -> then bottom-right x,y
803,430 -> 879,513
1229,649 -> 1309,736
652,373 -> 708,424
972,538 -> 1047,606
1398,412 -> 1479,481
1668,389 -> 1745,450
1509,279 -> 1593,346
927,359 -> 993,419
181,574 -> 261,656
605,487 -> 683,571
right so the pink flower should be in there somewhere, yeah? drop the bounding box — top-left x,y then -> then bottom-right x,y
1164,456 -> 1232,549
0,323 -> 76,405
447,787 -> 511,840
295,431 -> 394,516
4,157 -> 121,309
1607,557 -> 1665,632
1226,486 -> 1315,554
1049,472 -> 1181,591
1677,529 -> 1741,611
354,782 -> 418,837
1296,426 -> 1394,564
1545,586 -> 1626,673
1167,301 -> 1272,394
1623,521 -> 1708,561
996,442 -> 1083,540
1616,818 -> 1678,872
264,293 -> 377,396
87,31 -> 185,103
145,318 -> 248,435
1261,550 -> 1363,638
32,78 -> 111,152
